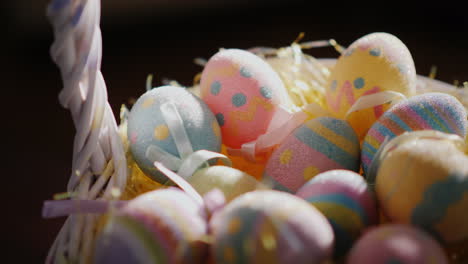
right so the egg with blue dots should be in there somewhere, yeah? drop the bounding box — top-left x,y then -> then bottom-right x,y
209,190 -> 334,264
326,32 -> 417,141
347,225 -> 448,264
375,131 -> 468,244
200,48 -> 291,149
262,116 -> 360,193
361,92 -> 467,176
127,85 -> 222,184
187,165 -> 265,202
296,170 -> 377,258
94,188 -> 208,264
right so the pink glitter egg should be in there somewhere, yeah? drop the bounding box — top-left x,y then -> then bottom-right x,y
263,117 -> 360,193
200,49 -> 290,149
296,170 -> 377,257
94,188 -> 208,264
347,225 -> 448,264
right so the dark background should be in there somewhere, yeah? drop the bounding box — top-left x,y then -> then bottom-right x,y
4,0 -> 468,262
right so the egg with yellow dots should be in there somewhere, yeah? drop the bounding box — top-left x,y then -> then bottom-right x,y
326,32 -> 417,141
376,131 -> 468,244
209,190 -> 334,264
127,86 -> 222,184
263,116 -> 360,193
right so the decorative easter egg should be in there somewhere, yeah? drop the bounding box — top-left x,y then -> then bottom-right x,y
375,132 -> 468,244
362,92 -> 467,175
263,116 -> 360,193
347,225 -> 448,264
210,190 -> 334,264
187,165 -> 264,202
127,86 -> 222,184
326,32 -> 416,118
296,170 -> 377,257
94,188 -> 207,264
200,49 -> 291,149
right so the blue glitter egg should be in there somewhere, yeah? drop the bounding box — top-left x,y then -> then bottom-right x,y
127,86 -> 222,183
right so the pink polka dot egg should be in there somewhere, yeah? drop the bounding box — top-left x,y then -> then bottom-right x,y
200,49 -> 291,149
127,86 -> 222,184
263,116 -> 360,193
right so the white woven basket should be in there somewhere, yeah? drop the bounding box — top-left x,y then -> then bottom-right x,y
44,0 -> 468,263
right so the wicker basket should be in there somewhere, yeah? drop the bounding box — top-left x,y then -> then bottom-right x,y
44,0 -> 468,263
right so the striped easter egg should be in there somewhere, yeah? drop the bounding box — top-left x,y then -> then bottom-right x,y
347,225 -> 448,264
210,190 -> 334,264
263,117 -> 360,193
376,132 -> 468,244
94,188 -> 207,264
362,92 -> 467,176
296,170 -> 377,257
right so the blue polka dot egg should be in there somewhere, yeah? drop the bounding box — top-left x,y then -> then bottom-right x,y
127,86 -> 222,184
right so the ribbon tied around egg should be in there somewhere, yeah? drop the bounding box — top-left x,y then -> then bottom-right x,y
146,100 -> 232,181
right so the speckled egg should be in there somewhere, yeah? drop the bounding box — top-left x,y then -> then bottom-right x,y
187,165 -> 264,202
347,225 -> 448,264
296,170 -> 377,257
127,86 -> 222,184
263,116 -> 360,193
94,188 -> 207,264
200,49 -> 291,149
210,190 -> 334,264
362,92 -> 467,175
375,132 -> 468,244
326,32 -> 417,140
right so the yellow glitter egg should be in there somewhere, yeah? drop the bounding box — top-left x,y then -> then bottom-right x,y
376,131 -> 468,244
326,32 -> 417,140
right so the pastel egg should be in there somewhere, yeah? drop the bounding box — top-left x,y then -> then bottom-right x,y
210,190 -> 334,264
187,165 -> 265,202
127,86 -> 222,184
263,116 -> 360,193
362,92 -> 467,175
347,225 -> 448,264
296,170 -> 377,257
94,188 -> 207,264
375,133 -> 468,244
326,32 -> 417,140
200,49 -> 290,149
